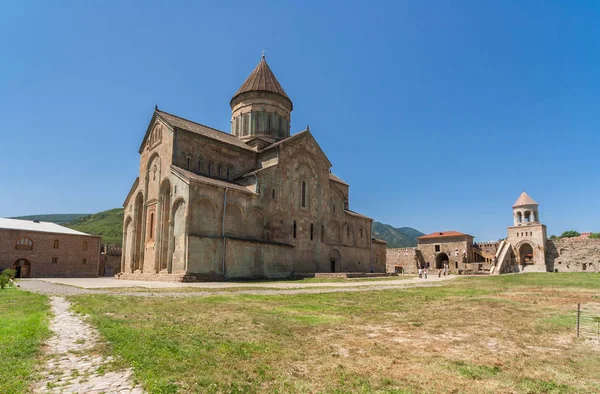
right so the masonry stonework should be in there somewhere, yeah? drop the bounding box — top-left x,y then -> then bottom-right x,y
119,56 -> 385,282
0,227 -> 100,278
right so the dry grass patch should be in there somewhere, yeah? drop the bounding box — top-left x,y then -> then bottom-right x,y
71,274 -> 600,393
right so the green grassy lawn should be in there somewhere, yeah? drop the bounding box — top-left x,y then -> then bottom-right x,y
0,289 -> 50,393
71,273 -> 600,393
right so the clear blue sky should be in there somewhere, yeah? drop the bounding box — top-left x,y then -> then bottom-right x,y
1,1 -> 598,241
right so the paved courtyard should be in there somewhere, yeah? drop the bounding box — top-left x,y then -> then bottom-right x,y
18,275 -> 455,297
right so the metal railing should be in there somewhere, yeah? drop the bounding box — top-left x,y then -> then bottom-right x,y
576,303 -> 600,342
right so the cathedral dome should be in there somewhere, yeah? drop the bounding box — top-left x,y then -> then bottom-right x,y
230,55 -> 292,109
230,56 -> 293,141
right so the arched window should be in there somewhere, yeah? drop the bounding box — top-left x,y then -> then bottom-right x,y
15,237 -> 33,250
186,156 -> 191,169
53,240 -> 59,249
207,162 -> 213,175
272,188 -> 276,200
197,159 -> 203,172
218,165 -> 222,178
310,223 -> 314,240
293,220 -> 297,239
226,167 -> 232,180
301,181 -> 307,208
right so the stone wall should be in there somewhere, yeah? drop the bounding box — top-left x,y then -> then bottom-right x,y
99,245 -> 122,277
546,238 -> 600,272
418,236 -> 473,270
0,228 -> 100,278
386,248 -> 421,273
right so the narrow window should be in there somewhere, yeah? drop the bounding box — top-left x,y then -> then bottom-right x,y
82,241 -> 88,251
149,212 -> 154,239
301,181 -> 307,208
186,156 -> 191,169
344,200 -> 349,210
310,223 -> 314,240
218,165 -> 222,178
272,188 -> 276,200
347,226 -> 350,237
207,163 -> 212,175
197,159 -> 202,172
82,258 -> 87,264
333,204 -> 336,214
52,257 -> 58,264
321,225 -> 325,242
360,228 -> 363,238
226,167 -> 231,180
53,240 -> 59,249
293,221 -> 297,239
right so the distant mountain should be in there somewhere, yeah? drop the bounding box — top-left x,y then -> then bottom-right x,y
11,213 -> 89,225
13,209 -> 124,245
372,222 -> 424,248
65,208 -> 124,245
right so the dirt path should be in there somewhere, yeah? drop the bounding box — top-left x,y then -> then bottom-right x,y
34,296 -> 144,394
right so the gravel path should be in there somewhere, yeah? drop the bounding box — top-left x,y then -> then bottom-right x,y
19,276 -> 455,298
34,297 -> 144,394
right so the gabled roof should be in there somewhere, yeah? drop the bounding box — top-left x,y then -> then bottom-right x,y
155,109 -> 255,152
0,218 -> 96,237
513,191 -> 538,208
259,129 -> 333,168
329,173 -> 349,186
417,231 -> 473,240
344,210 -> 373,221
231,56 -> 291,105
171,165 -> 257,195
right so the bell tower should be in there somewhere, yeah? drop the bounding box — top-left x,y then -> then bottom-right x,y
506,191 -> 548,271
230,55 -> 293,142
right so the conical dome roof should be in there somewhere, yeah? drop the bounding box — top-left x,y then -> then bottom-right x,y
513,191 -> 538,208
231,56 -> 291,105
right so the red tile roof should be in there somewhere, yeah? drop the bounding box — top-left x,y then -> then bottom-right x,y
417,231 -> 473,240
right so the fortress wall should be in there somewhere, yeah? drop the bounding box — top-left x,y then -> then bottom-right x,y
386,248 -> 420,273
546,238 -> 600,272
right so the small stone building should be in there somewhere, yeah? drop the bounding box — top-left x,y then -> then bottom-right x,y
0,218 -> 101,278
417,231 -> 475,270
120,56 -> 386,281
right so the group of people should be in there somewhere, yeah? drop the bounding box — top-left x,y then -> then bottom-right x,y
417,262 -> 449,279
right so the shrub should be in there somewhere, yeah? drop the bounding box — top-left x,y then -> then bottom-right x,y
589,233 -> 600,239
559,230 -> 580,239
0,269 -> 16,289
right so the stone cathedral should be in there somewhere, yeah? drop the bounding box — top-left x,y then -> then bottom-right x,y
120,56 -> 387,281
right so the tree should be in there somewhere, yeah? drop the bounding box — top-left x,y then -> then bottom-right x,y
549,235 -> 557,240
559,230 -> 581,239
589,233 -> 600,239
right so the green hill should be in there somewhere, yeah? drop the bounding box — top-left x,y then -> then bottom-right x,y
11,213 -> 89,225
64,208 -> 124,245
372,222 -> 424,248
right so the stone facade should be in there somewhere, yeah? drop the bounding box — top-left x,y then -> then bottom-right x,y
386,248 -> 421,273
417,232 -> 475,271
0,223 -> 100,278
546,238 -> 600,272
99,245 -> 122,277
119,57 -> 385,281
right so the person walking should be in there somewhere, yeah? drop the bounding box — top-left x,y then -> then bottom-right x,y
444,263 -> 448,277
424,266 -> 428,279
418,265 -> 423,279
